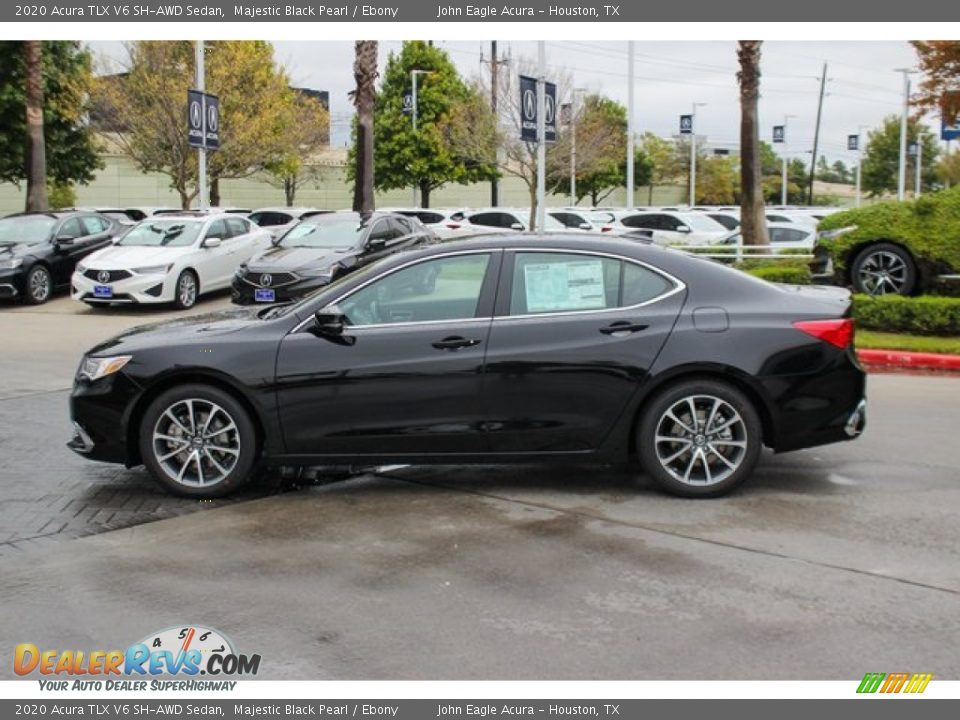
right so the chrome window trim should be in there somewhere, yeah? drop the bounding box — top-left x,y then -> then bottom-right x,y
291,249 -> 498,333
290,245 -> 685,333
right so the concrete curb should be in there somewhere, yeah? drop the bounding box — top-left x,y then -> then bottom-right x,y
858,349 -> 960,373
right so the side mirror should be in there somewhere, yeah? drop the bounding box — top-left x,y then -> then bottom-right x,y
367,236 -> 386,251
55,234 -> 75,246
677,225 -> 692,234
204,237 -> 222,249
579,223 -> 592,231
312,306 -> 348,336
510,222 -> 524,231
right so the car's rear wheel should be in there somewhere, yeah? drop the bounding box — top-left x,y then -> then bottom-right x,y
851,243 -> 917,296
24,265 -> 52,305
173,270 -> 198,310
637,379 -> 762,498
139,384 -> 258,498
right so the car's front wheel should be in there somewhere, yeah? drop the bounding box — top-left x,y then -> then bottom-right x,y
850,243 -> 917,296
637,379 -> 762,498
173,269 -> 199,310
139,384 -> 259,498
24,265 -> 52,305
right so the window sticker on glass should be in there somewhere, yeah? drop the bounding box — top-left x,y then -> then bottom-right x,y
524,259 -> 606,313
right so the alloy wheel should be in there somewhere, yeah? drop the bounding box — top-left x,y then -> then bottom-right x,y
28,267 -> 51,303
151,399 -> 240,488
857,250 -> 908,296
654,394 -> 748,486
178,273 -> 197,308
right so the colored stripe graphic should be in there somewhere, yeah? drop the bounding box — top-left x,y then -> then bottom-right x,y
857,672 -> 932,694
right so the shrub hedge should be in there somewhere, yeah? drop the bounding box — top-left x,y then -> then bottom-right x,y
817,186 -> 960,272
852,294 -> 960,336
743,264 -> 812,285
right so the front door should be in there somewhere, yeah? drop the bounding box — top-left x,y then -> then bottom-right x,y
275,251 -> 501,457
482,250 -> 686,453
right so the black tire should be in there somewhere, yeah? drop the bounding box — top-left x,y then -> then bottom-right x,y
172,269 -> 199,310
850,243 -> 917,296
139,384 -> 259,498
24,264 -> 52,305
637,378 -> 763,498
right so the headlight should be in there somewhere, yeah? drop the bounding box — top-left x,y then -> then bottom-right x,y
76,263 -> 87,273
78,355 -> 132,382
132,264 -> 173,275
298,266 -> 335,279
234,263 -> 247,277
0,257 -> 23,270
817,225 -> 857,241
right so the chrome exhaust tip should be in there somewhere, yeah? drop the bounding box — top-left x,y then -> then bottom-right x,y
844,399 -> 867,438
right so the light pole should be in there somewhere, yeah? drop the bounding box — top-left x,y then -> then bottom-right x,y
195,40 -> 207,209
626,41 -> 635,210
569,87 -> 586,205
916,132 -> 929,197
895,68 -> 915,201
536,41 -> 546,234
410,69 -> 432,207
855,125 -> 867,208
689,102 -> 707,207
781,114 -> 797,206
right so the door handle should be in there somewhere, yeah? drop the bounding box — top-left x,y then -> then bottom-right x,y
432,336 -> 482,350
599,321 -> 648,335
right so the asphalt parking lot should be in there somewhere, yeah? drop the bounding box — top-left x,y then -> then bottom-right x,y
0,292 -> 958,679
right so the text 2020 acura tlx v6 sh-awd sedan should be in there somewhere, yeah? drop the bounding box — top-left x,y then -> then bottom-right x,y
68,234 -> 867,499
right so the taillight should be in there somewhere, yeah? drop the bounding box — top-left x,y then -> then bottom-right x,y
601,226 -> 612,233
793,319 -> 855,349
445,223 -> 461,230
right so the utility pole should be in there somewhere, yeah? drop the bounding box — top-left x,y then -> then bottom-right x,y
896,68 -> 914,201
536,41 -> 546,234
490,40 -> 499,207
807,62 -> 827,206
411,68 -> 431,207
196,40 -> 207,209
782,114 -> 797,205
916,132 -> 928,197
855,125 -> 867,208
689,102 -> 706,207
626,41 -> 635,210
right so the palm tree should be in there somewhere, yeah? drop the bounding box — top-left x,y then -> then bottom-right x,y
352,41 -> 378,214
737,41 -> 769,247
24,41 -> 49,212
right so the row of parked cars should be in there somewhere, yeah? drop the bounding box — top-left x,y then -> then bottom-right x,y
2,194 -> 951,309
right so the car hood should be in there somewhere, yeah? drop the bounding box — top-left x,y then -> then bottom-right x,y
246,245 -> 354,272
0,241 -> 44,260
83,244 -> 191,268
86,307 -> 264,356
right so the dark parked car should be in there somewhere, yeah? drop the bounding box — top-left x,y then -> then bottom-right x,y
70,234 -> 866,499
231,211 -> 435,305
0,211 -> 121,304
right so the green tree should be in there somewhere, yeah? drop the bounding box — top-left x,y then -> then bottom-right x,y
861,115 -> 940,197
0,41 -> 101,200
354,41 -> 497,208
639,132 -> 683,205
696,155 -> 738,204
94,41 -> 297,208
262,91 -> 330,206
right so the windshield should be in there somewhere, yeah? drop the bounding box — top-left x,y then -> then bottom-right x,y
279,217 -> 365,249
0,215 -> 56,244
119,220 -> 203,247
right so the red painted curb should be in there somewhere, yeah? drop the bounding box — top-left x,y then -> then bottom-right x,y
857,348 -> 960,372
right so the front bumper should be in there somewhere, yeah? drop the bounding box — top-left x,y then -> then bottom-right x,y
68,373 -> 143,466
72,271 -> 170,305
0,268 -> 25,299
231,273 -> 333,305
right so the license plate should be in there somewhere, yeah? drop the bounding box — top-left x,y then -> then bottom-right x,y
254,288 -> 276,303
93,285 -> 113,298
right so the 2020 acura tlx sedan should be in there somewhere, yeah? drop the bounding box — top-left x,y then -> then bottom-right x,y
68,234 -> 866,499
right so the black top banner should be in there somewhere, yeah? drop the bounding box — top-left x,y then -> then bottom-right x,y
4,0 -> 949,22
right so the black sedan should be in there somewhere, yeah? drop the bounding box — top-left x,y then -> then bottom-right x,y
0,211 -> 121,304
231,211 -> 434,305
69,234 -> 866,499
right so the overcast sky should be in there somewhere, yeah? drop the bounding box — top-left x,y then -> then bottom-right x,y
90,40 -> 927,166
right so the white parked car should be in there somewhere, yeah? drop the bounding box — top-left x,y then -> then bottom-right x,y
720,222 -> 816,253
610,211 -> 729,246
548,208 -> 612,231
454,208 -> 568,234
247,207 -> 331,240
72,213 -> 271,309
387,208 -> 469,234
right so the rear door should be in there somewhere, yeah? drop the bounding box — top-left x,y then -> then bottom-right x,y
482,249 -> 686,453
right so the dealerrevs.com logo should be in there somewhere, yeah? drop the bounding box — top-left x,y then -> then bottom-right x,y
14,625 -> 260,688
857,672 -> 933,694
